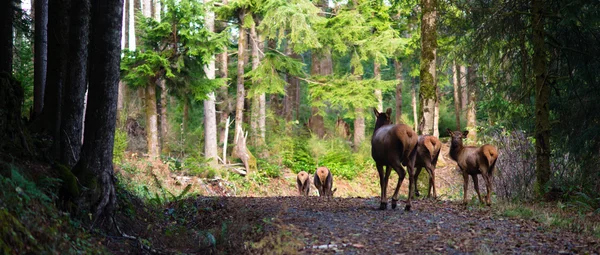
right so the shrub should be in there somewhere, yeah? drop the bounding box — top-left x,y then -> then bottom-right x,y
113,129 -> 128,164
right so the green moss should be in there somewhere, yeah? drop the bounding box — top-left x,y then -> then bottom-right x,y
56,164 -> 80,198
0,209 -> 42,254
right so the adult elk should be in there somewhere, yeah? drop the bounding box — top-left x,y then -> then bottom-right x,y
297,171 -> 310,196
314,167 -> 336,197
447,129 -> 498,205
371,108 -> 418,210
413,135 -> 442,199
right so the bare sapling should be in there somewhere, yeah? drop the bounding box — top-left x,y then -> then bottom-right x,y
371,108 -> 418,210
314,167 -> 336,197
447,129 -> 499,205
413,135 -> 442,199
297,171 -> 310,196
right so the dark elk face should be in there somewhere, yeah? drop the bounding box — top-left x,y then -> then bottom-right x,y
373,108 -> 392,128
446,128 -> 469,145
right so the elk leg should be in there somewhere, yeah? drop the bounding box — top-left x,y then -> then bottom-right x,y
484,174 -> 492,206
377,163 -> 387,210
426,163 -> 436,199
390,165 -> 405,209
462,170 -> 469,205
414,167 -> 422,198
405,164 -> 415,211
472,174 -> 484,204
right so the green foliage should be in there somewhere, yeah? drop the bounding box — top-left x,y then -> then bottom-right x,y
113,129 -> 128,164
12,33 -> 33,117
182,154 -> 218,179
284,138 -> 316,174
246,51 -> 305,97
0,164 -> 107,254
256,158 -> 282,178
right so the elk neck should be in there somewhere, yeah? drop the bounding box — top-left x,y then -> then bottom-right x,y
449,139 -> 463,161
373,118 -> 388,136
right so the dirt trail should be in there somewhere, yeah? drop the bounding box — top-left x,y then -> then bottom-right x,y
203,196 -> 599,254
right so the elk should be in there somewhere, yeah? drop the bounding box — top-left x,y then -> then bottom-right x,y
297,171 -> 310,196
371,108 -> 418,210
446,129 -> 498,205
314,166 -> 336,197
412,135 -> 442,199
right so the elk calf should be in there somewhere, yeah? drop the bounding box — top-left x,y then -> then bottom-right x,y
413,135 -> 442,199
447,129 -> 498,205
314,167 -> 335,197
297,171 -> 310,196
371,108 -> 418,210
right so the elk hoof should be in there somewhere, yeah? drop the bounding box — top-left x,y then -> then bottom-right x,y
404,204 -> 411,211
391,199 -> 398,209
379,202 -> 387,210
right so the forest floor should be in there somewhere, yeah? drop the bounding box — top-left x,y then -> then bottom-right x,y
105,144 -> 600,254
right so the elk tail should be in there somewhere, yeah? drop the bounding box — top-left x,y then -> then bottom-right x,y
424,137 -> 435,162
483,145 -> 498,174
397,126 -> 418,163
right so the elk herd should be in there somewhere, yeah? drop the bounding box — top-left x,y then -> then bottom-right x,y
297,108 -> 499,211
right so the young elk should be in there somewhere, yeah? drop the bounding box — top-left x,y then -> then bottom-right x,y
412,135 -> 442,199
314,167 -> 336,197
371,108 -> 418,210
446,129 -> 498,205
297,171 -> 310,196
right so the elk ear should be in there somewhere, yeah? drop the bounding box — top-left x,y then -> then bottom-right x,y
462,130 -> 469,137
446,128 -> 453,136
385,108 -> 392,116
373,108 -> 379,117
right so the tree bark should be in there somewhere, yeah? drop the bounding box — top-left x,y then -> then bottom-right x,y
145,81 -> 159,159
43,0 -> 70,159
59,0 -> 90,167
353,108 -> 365,149
203,0 -> 218,165
532,0 -> 550,193
466,65 -> 477,140
394,59 -> 403,124
0,0 -> 13,74
411,77 -> 418,131
374,61 -> 383,113
452,61 -> 461,130
250,18 -> 259,145
460,65 -> 467,110
73,0 -> 122,225
33,0 -> 48,117
159,79 -> 168,152
433,93 -> 439,138
308,47 -> 329,138
419,0 -> 437,136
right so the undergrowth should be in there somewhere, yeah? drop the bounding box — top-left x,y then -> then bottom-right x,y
0,163 -> 108,254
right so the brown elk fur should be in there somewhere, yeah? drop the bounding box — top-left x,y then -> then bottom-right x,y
314,167 -> 335,197
371,108 -> 418,210
447,129 -> 498,205
412,135 -> 442,198
297,171 -> 310,196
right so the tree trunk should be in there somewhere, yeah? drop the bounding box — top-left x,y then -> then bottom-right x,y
33,0 -> 48,117
394,59 -> 403,124
159,79 -> 168,152
0,0 -> 13,74
43,0 -> 70,159
433,94 -> 439,138
217,46 -> 229,147
283,45 -> 296,121
145,81 -> 159,159
452,61 -> 461,130
203,0 -> 218,166
353,108 -> 365,149
117,0 -> 129,117
250,18 -> 259,145
460,65 -> 467,110
59,0 -> 90,167
72,0 -> 122,225
142,0 -> 151,17
466,65 -> 477,140
412,77 -> 418,131
308,47 -> 328,138
232,9 -> 255,172
374,61 -> 383,113
182,95 -> 189,134
419,0 -> 437,136
532,0 -> 550,193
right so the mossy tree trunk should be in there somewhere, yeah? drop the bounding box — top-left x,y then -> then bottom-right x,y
374,61 -> 383,113
59,0 -> 90,167
419,0 -> 437,136
411,77 -> 418,131
532,0 -> 550,193
72,0 -> 122,225
0,0 -> 13,74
